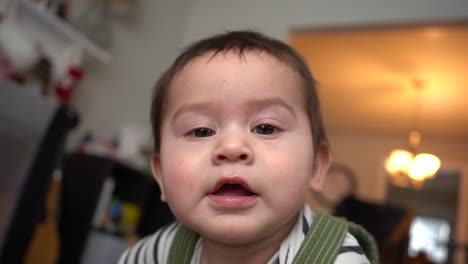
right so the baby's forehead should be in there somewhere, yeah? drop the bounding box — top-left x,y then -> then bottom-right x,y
163,50 -> 308,112
184,50 -> 286,70
173,50 -> 299,86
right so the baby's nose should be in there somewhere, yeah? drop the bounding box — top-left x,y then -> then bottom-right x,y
216,153 -> 249,162
212,131 -> 254,165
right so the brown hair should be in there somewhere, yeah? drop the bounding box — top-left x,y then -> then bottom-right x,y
151,30 -> 328,153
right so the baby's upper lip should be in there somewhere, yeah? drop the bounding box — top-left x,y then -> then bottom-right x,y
209,177 -> 255,194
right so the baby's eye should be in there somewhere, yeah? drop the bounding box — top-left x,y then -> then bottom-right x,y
191,128 -> 215,137
252,124 -> 278,135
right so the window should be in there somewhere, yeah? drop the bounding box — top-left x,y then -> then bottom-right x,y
409,216 -> 450,263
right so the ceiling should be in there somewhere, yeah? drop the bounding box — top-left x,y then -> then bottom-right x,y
289,23 -> 468,140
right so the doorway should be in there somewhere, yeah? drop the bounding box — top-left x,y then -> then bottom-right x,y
387,169 -> 460,263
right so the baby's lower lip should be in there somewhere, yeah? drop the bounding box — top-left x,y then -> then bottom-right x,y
207,194 -> 258,208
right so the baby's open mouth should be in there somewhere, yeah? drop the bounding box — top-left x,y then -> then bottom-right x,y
208,179 -> 258,207
211,183 -> 255,196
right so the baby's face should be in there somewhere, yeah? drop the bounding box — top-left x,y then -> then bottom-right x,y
153,51 -> 323,246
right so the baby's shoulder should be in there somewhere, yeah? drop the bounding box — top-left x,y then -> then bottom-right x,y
118,222 -> 180,264
334,232 -> 371,264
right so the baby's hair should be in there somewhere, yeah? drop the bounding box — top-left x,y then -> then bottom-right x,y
151,30 -> 328,153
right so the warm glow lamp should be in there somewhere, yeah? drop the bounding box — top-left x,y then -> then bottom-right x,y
386,79 -> 441,188
408,153 -> 441,180
386,149 -> 441,187
386,149 -> 413,174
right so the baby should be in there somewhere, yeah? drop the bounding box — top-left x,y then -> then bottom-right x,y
119,31 -> 377,264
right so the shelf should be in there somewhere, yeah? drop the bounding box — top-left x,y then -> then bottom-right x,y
16,0 -> 111,64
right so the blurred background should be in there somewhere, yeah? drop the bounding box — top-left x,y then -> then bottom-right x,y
1,0 -> 467,263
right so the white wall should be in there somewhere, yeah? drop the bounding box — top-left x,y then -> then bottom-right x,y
182,0 -> 468,44
71,0 -> 192,142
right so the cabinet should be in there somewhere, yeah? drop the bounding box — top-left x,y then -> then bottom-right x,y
1,0 -> 111,87
11,0 -> 111,64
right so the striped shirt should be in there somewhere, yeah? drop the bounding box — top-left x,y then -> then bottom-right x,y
118,205 -> 370,264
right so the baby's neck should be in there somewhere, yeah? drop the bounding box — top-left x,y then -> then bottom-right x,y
200,217 -> 297,264
201,241 -> 277,264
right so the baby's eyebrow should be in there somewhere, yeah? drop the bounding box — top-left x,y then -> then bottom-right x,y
170,102 -> 220,124
246,97 -> 296,117
171,97 -> 296,122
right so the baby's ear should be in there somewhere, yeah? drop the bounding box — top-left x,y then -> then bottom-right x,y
309,144 -> 331,192
151,154 -> 167,202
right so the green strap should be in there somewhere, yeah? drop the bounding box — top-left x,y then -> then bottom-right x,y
168,225 -> 199,264
347,222 -> 379,264
293,212 -> 379,264
168,212 -> 379,264
292,212 -> 348,264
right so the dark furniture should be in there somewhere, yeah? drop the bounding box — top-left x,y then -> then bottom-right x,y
57,153 -> 173,264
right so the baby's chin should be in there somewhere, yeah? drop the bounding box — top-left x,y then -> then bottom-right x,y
186,216 -> 288,247
199,225 -> 267,246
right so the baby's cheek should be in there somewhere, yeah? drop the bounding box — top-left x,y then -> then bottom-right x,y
163,158 -> 199,201
162,159 -> 203,225
270,158 -> 310,194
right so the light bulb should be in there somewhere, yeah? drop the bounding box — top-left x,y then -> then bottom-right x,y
386,149 -> 413,174
408,153 -> 441,181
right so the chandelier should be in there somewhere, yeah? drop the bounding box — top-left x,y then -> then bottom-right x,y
385,79 -> 441,189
